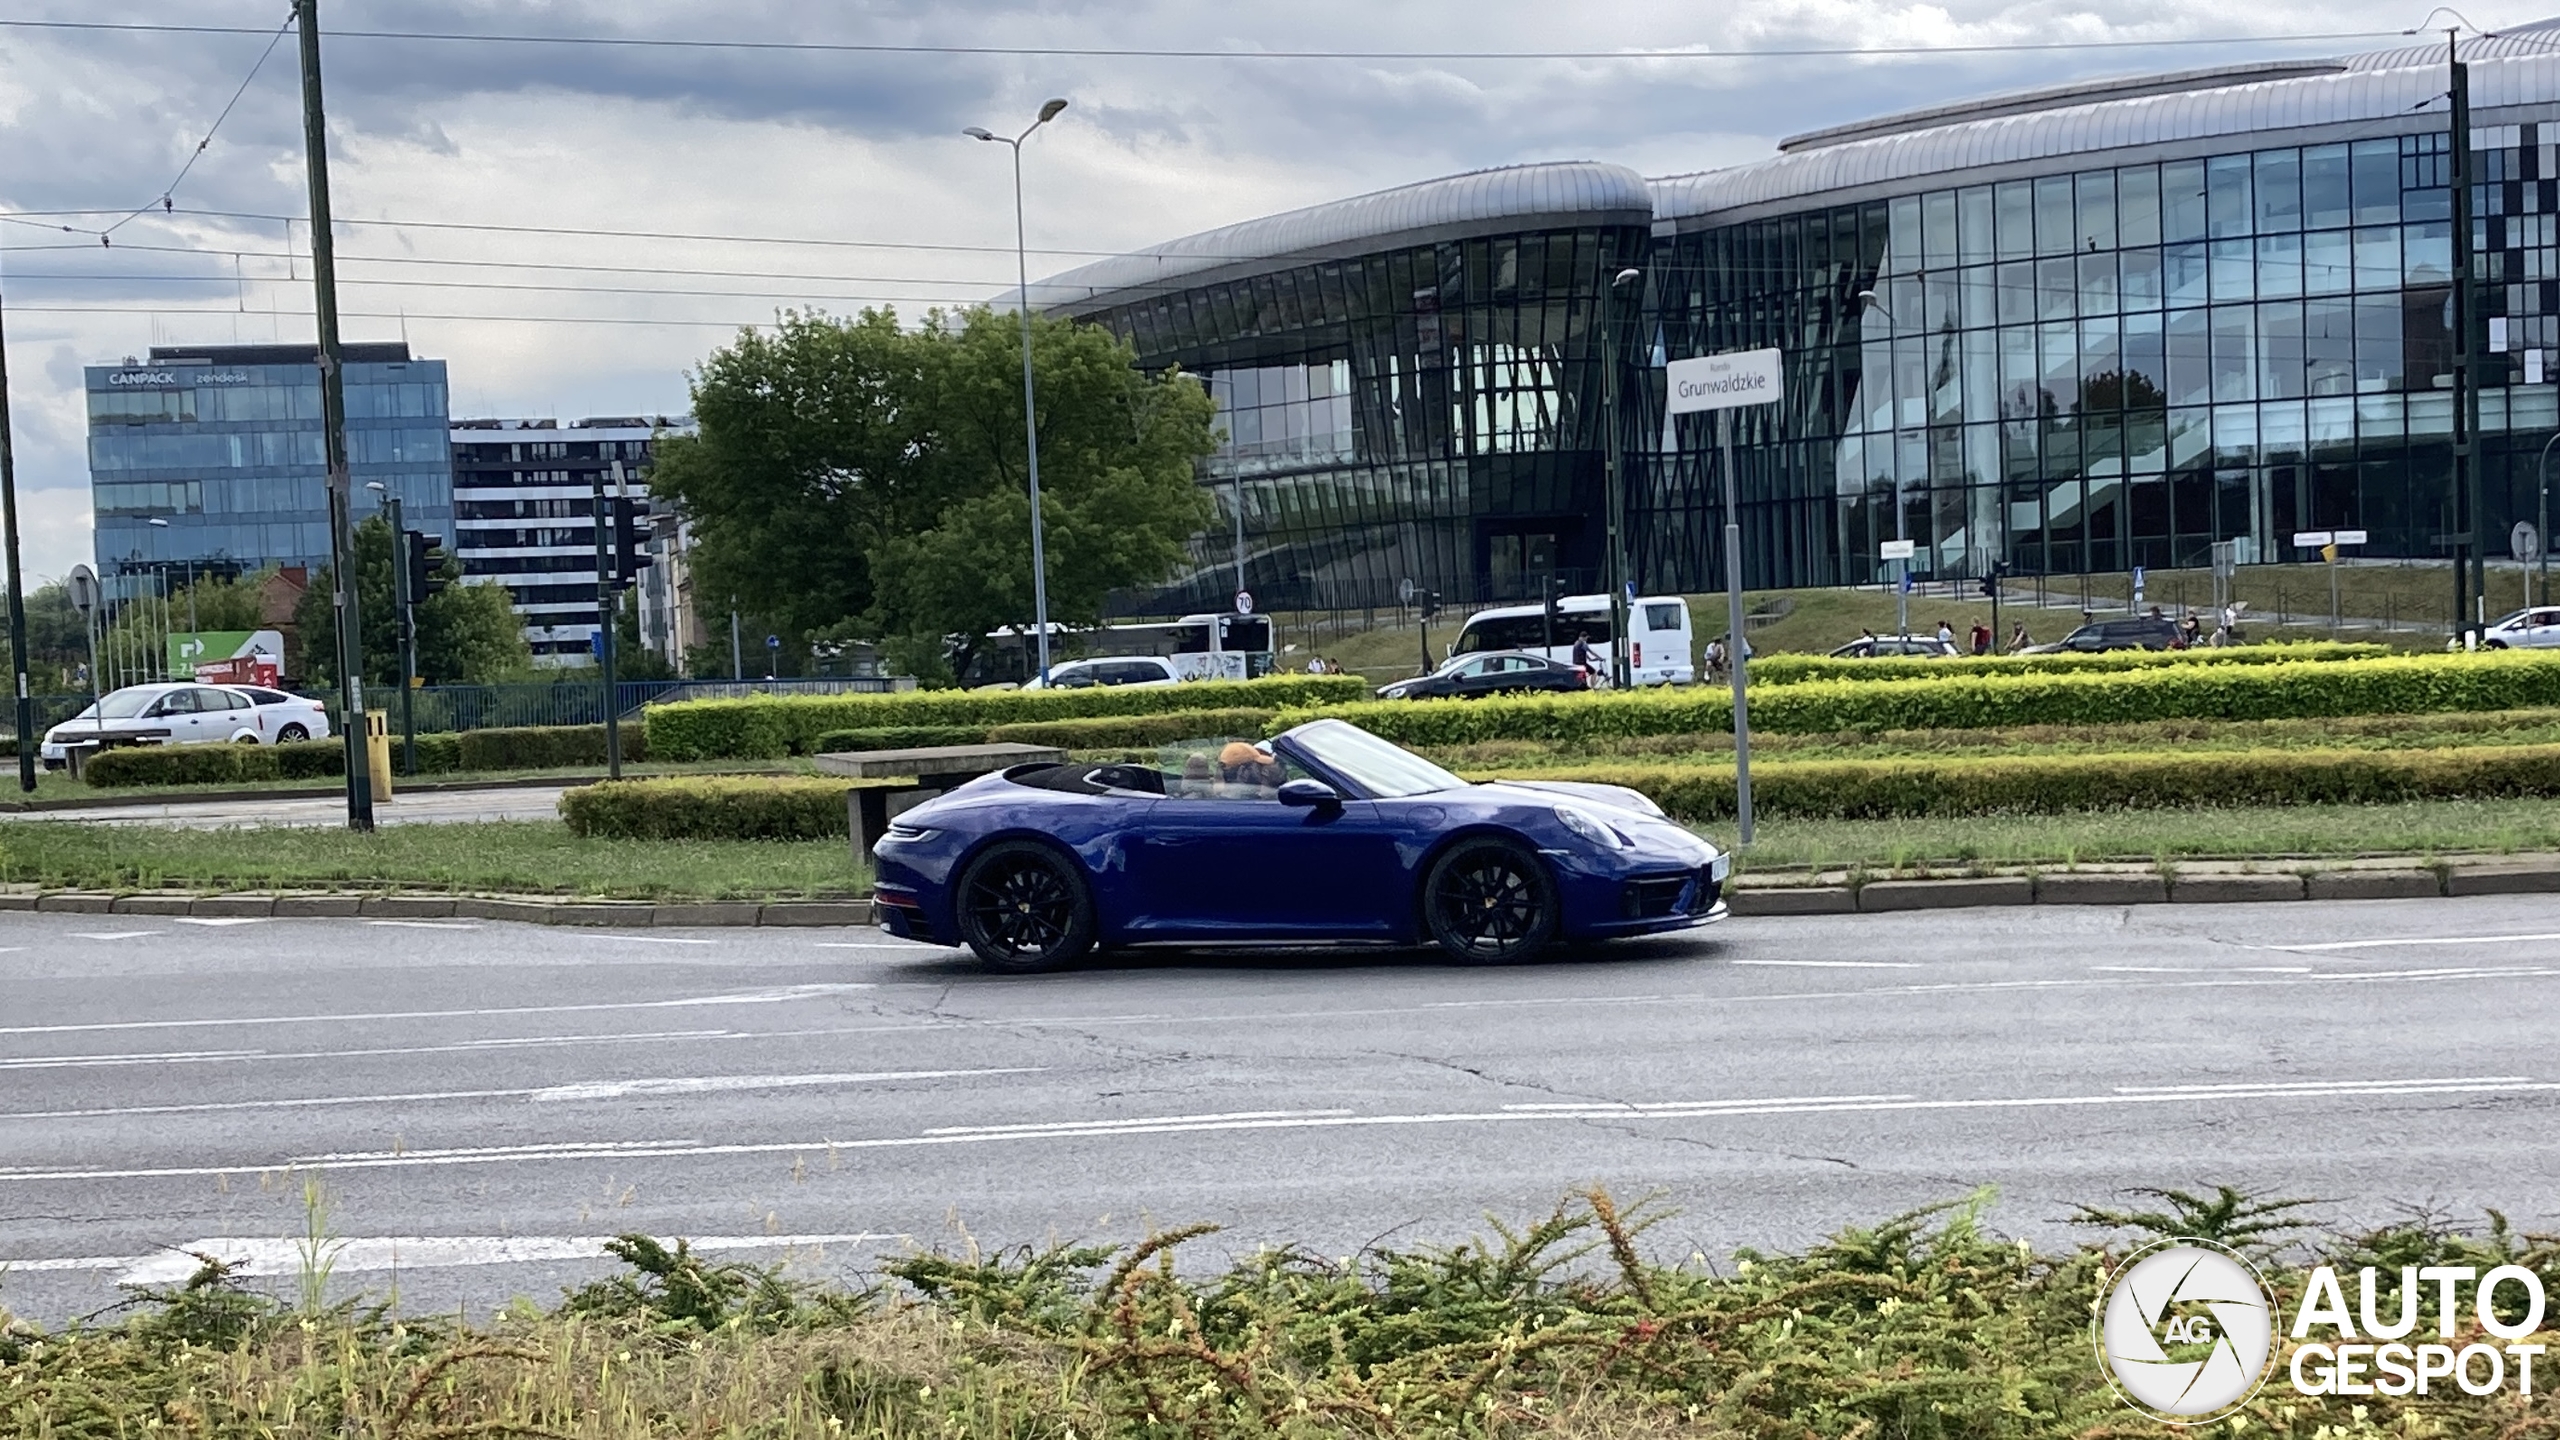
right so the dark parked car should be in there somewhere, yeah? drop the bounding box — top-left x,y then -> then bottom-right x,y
2019,616 -> 2184,653
1375,650 -> 1591,700
1827,634 -> 1960,658
871,718 -> 1730,971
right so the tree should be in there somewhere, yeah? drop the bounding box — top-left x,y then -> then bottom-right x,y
612,588 -> 679,681
296,516 -> 533,686
654,306 -> 1218,681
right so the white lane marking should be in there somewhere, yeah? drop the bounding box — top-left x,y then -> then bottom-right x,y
2265,931 -> 2560,952
0,982 -> 876,1038
924,1109 -> 1349,1137
364,920 -> 477,930
590,935 -> 718,946
4,1233 -> 891,1286
0,1049 -> 264,1071
0,1032 -> 741,1073
2095,965 -> 2313,974
1502,1093 -> 1912,1111
172,917 -> 270,927
2115,1075 -> 2527,1094
5,1075 -> 2538,1184
1729,959 -> 1918,969
811,942 -> 916,950
0,1067 -> 1044,1120
67,931 -> 163,941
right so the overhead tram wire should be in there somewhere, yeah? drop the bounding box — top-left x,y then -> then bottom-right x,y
0,17 -> 2412,61
95,12 -> 297,241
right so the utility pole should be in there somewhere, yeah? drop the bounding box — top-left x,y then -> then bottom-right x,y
295,0 -> 372,830
1722,409 -> 1753,846
2451,33 -> 2485,644
729,602 -> 742,681
1601,267 -> 1641,688
0,295 -> 33,792
386,492 -> 414,775
594,464 -> 622,780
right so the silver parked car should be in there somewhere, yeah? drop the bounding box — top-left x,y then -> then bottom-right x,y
40,681 -> 330,768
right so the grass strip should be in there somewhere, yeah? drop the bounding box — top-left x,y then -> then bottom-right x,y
5,1185 -> 2550,1439
0,819 -> 861,900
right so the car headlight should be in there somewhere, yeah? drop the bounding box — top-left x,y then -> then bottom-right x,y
882,823 -> 940,843
1709,853 -> 1732,882
1554,804 -> 1628,850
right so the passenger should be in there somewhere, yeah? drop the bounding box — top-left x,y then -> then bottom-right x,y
1176,751 -> 1217,798
1217,740 -> 1284,799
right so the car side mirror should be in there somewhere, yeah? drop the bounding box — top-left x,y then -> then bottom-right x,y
1276,778 -> 1341,809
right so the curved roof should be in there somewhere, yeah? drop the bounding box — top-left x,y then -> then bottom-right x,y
1036,161 -> 1651,313
1654,31 -> 2560,227
1776,59 -> 2346,153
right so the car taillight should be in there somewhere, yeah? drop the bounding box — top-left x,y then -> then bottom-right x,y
1632,642 -> 1642,667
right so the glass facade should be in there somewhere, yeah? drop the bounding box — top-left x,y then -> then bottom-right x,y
449,418 -> 686,665
1643,124 -> 2560,590
1079,224 -> 1647,614
86,343 -> 452,585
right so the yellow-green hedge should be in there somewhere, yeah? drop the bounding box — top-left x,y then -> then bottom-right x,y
646,676 -> 1370,760
1494,743 -> 2560,821
1277,651 -> 2560,746
1746,640 -> 2387,686
558,776 -> 852,840
985,708 -> 1276,750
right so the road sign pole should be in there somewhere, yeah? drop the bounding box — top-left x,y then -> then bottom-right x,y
1721,409 -> 1752,847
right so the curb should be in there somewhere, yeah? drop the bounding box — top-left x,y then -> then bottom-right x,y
1726,852 -> 2560,916
0,888 -> 874,928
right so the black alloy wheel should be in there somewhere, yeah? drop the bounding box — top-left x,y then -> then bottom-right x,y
276,724 -> 310,742
955,840 -> 1096,973
1422,838 -> 1558,963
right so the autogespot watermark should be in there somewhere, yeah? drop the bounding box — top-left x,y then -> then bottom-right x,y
2096,1239 -> 2551,1424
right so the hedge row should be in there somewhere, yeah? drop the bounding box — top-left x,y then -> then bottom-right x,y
985,708 -> 1277,750
1500,742 -> 2560,821
1747,640 -> 2387,686
81,723 -> 645,787
558,776 -> 852,840
1275,651 -> 2560,745
645,675 -> 1369,760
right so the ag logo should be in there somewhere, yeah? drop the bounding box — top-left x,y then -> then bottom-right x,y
2095,1239 -> 2277,1423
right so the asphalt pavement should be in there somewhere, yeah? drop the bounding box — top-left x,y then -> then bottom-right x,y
13,784 -> 575,828
2,898 -> 2556,1323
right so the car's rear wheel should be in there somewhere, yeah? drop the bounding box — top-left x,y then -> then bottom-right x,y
277,724 -> 310,742
955,840 -> 1095,974
1422,838 -> 1557,963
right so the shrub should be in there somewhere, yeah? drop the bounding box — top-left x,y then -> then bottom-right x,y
457,723 -> 647,771
1281,651 -> 2560,745
986,708 -> 1277,750
1498,743 -> 2560,821
1748,640 -> 2389,686
558,775 -> 854,840
812,725 -> 989,753
645,675 -> 1370,760
85,743 -> 279,787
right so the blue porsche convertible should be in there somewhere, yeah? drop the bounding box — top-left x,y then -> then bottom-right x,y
871,718 -> 1729,972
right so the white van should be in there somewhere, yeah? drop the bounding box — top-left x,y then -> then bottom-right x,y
1449,594 -> 1694,685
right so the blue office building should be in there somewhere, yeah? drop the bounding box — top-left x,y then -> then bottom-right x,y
87,342 -> 453,584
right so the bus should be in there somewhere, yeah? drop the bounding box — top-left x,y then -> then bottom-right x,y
1093,613 -> 1278,680
1450,595 -> 1694,685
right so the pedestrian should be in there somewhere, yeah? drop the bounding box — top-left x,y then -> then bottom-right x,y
1570,631 -> 1596,680
1305,655 -> 1327,675
1935,619 -> 1956,649
1969,621 -> 1993,655
1704,637 -> 1726,681
2007,622 -> 2031,652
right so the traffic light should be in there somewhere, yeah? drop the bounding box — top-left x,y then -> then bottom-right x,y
405,530 -> 450,601
610,496 -> 653,584
1419,590 -> 1442,621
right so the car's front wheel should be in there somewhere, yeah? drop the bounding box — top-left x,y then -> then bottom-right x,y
955,840 -> 1096,974
1422,838 -> 1558,963
276,724 -> 310,742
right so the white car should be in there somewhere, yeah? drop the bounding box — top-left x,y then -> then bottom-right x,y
1016,655 -> 1182,691
39,681 -> 330,768
2482,607 -> 2560,650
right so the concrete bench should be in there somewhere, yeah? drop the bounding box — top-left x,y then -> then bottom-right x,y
810,742 -> 1068,862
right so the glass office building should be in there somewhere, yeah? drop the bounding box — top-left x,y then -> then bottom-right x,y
1045,30 -> 2560,613
86,343 -> 452,586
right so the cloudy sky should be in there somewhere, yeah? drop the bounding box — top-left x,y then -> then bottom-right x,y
0,0 -> 2537,581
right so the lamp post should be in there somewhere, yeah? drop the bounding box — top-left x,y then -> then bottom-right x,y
965,98 -> 1068,686
1601,265 -> 1642,688
2538,429 -> 2559,609
143,517 -> 197,636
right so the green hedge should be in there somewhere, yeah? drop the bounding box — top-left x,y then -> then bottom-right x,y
1278,651 -> 2560,746
558,776 -> 852,840
1747,640 -> 2389,686
645,676 -> 1370,760
456,723 -> 645,770
985,708 -> 1277,750
812,725 -> 989,753
1501,743 -> 2560,821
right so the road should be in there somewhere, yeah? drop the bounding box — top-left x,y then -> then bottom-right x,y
13,784 -> 574,828
3,898 -> 2556,1323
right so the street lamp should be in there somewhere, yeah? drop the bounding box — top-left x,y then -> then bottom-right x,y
144,516 -> 196,635
2538,430 -> 2558,609
1601,265 -> 1642,688
965,96 -> 1069,686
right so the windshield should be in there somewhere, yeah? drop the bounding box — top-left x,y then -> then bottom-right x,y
1287,720 -> 1467,798
68,689 -> 161,721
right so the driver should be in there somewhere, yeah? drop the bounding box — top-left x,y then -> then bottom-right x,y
1216,740 -> 1285,799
